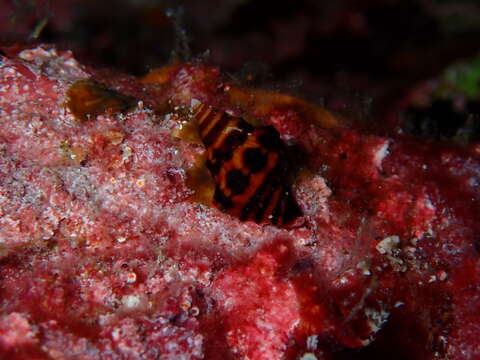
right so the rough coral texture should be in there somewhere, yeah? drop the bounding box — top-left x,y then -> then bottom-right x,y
0,45 -> 479,360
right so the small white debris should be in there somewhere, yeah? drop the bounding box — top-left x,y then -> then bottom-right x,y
437,270 -> 448,282
357,261 -> 371,276
376,236 -> 400,254
190,98 -> 201,107
299,353 -> 317,360
373,140 -> 390,171
365,306 -> 390,334
438,335 -> 447,346
389,256 -> 407,272
306,334 -> 319,350
125,272 -> 137,284
116,236 -> 127,243
428,275 -> 437,283
425,199 -> 435,210
121,295 -> 140,308
121,145 -> 133,162
180,300 -> 191,312
190,306 -> 200,316
405,246 -> 416,253
111,328 -> 121,341
394,301 -> 405,308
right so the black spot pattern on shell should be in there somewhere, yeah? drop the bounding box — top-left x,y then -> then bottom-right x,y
226,169 -> 250,195
192,103 -> 303,227
243,148 -> 268,173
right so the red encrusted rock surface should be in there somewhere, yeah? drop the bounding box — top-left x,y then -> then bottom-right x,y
0,45 -> 479,360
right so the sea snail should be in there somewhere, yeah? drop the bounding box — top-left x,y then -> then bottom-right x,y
192,102 -> 302,227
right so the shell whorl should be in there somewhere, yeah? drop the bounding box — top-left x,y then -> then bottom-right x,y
193,103 -> 302,227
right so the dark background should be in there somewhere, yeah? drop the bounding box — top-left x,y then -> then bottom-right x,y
2,0 -> 479,142
1,1 -> 479,95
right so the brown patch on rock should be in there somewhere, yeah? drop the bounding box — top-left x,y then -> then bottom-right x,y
66,79 -> 136,121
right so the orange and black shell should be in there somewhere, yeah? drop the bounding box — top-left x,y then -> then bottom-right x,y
192,103 -> 302,227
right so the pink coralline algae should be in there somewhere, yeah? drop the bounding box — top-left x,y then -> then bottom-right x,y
0,45 -> 479,360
